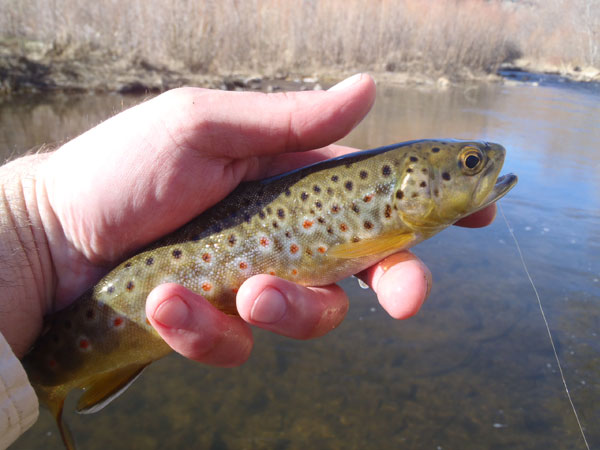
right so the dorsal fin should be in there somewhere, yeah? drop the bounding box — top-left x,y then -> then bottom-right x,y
328,231 -> 416,259
76,364 -> 147,415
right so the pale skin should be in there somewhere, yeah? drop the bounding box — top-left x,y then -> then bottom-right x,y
0,73 -> 495,366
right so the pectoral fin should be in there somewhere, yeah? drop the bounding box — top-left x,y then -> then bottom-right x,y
76,364 -> 147,414
328,231 -> 416,259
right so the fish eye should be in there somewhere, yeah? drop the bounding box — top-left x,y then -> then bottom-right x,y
459,146 -> 485,175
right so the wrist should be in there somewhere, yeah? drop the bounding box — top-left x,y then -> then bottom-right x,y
0,153 -> 56,357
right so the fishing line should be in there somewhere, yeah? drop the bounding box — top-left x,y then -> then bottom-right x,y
498,204 -> 590,450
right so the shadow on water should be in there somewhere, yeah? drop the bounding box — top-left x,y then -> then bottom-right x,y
5,79 -> 599,449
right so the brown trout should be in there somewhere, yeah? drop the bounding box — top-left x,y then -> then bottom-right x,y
23,139 -> 516,448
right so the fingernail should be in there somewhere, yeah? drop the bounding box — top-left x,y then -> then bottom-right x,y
328,73 -> 363,91
250,288 -> 287,324
152,296 -> 190,329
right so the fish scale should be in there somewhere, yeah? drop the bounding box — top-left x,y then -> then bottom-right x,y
22,139 -> 517,449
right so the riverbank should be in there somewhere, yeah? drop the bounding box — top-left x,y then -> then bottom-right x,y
0,39 -> 508,95
3,40 -> 598,97
2,0 -> 598,95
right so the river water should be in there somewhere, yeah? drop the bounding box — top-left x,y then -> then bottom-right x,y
3,78 -> 599,449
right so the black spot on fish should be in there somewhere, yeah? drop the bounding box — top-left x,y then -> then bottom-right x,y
442,172 -> 451,181
191,234 -> 201,242
86,309 -> 95,320
244,213 -> 251,223
434,189 -> 439,197
285,189 -> 291,197
359,170 -> 368,179
421,168 -> 428,174
327,187 -> 334,196
331,175 -> 339,182
272,221 -> 279,228
315,201 -> 322,209
364,221 -> 373,230
277,208 -> 285,218
345,162 -> 352,168
396,190 -> 404,200
285,231 -> 292,238
172,249 -> 182,259
310,209 -> 315,215
331,205 -> 340,213
352,236 -> 361,243
420,181 -> 427,188
317,217 -> 326,224
108,286 -> 115,294
124,262 -> 132,269
382,165 -> 392,176
432,147 -> 440,153
301,192 -> 309,201
228,235 -> 237,246
266,207 -> 272,215
146,257 -> 154,265
407,168 -> 413,173
385,204 -> 392,218
258,211 -> 266,219
313,185 -> 321,193
126,281 -> 135,290
410,156 -> 418,162
351,203 -> 360,214
327,226 -> 334,234
412,192 -> 419,198
345,181 -> 353,191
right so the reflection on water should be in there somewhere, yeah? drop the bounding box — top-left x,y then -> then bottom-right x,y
4,80 -> 599,449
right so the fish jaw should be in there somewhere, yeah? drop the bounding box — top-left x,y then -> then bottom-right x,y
476,173 -> 518,211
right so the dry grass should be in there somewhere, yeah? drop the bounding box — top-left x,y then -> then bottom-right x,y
0,0 -> 598,79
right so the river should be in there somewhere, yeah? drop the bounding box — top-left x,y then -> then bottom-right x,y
2,77 -> 599,449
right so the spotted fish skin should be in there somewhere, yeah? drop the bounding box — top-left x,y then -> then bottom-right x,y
23,139 -> 515,444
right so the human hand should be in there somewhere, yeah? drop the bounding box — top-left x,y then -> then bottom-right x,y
0,73 -> 495,363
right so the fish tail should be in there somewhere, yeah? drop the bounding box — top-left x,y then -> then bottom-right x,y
55,406 -> 76,450
36,385 -> 77,450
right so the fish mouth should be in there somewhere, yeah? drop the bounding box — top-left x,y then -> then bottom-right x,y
479,173 -> 518,209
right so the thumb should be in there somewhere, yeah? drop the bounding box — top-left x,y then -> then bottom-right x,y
160,73 -> 376,160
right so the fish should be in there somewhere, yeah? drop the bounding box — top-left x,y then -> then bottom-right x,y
22,139 -> 517,448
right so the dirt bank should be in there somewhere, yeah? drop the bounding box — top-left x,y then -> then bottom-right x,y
1,40 -> 597,96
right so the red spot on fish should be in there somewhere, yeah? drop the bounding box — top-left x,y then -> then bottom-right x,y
260,237 -> 269,247
79,338 -> 90,350
339,223 -> 348,232
290,244 -> 299,254
48,359 -> 57,369
239,261 -> 248,269
202,253 -> 211,263
232,287 -> 239,294
202,282 -> 212,292
291,269 -> 298,275
363,194 -> 373,202
303,220 -> 313,229
145,317 -> 151,325
113,317 -> 124,327
318,246 -> 326,253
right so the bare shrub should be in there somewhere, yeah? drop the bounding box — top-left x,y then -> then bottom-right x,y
0,0 -> 597,77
